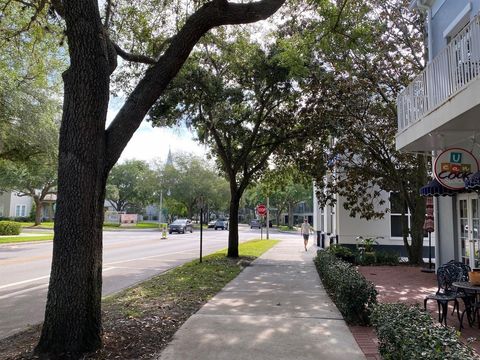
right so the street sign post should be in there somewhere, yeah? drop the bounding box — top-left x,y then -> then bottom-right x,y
257,204 -> 267,240
257,204 -> 267,216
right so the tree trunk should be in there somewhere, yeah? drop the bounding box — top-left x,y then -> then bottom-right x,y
34,0 -> 286,355
288,203 -> 293,228
36,1 -> 110,355
409,198 -> 426,265
34,197 -> 43,226
403,155 -> 428,265
227,191 -> 241,258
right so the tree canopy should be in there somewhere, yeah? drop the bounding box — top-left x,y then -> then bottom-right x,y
283,0 -> 429,263
151,33 -> 315,256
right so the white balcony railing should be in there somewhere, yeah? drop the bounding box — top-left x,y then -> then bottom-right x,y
397,14 -> 480,132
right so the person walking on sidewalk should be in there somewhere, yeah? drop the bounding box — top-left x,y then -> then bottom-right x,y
300,218 -> 312,251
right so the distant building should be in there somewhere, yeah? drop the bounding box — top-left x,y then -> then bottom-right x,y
0,191 -> 55,221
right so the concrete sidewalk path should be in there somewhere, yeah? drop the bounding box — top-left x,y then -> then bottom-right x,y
157,239 -> 366,360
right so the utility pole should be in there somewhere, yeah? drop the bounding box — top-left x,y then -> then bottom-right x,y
266,196 -> 270,239
159,189 -> 163,224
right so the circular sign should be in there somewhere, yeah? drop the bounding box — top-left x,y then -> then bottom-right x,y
434,148 -> 479,190
257,204 -> 267,216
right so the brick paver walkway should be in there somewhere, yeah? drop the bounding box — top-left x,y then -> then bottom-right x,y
349,265 -> 480,358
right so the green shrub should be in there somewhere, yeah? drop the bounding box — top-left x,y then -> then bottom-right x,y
371,303 -> 478,360
279,225 -> 293,231
375,251 -> 400,265
328,244 -> 356,264
13,217 -> 30,222
314,251 -> 377,325
0,221 -> 21,235
360,252 -> 377,265
356,249 -> 400,266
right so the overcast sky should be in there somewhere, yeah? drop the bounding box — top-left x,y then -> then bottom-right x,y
107,97 -> 208,164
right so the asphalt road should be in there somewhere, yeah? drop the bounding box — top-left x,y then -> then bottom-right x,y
0,225 -> 298,339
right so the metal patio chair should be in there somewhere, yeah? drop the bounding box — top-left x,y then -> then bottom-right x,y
424,261 -> 469,326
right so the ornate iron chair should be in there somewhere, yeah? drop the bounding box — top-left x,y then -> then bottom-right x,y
424,261 -> 470,326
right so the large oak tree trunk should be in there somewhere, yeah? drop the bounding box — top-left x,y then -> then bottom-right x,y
34,0 -> 285,356
228,191 -> 241,258
36,1 -> 110,355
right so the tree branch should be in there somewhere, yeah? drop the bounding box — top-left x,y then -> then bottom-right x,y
105,0 -> 286,172
111,42 -> 157,65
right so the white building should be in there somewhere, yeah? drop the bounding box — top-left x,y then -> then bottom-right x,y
0,192 -> 56,221
0,192 -> 32,218
396,0 -> 480,267
313,185 -> 435,256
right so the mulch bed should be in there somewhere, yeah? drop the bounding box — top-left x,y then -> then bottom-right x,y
0,297 -> 197,359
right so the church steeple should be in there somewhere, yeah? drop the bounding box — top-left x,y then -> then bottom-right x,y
166,147 -> 173,166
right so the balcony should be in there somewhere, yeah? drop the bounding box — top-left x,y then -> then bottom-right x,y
396,14 -> 480,151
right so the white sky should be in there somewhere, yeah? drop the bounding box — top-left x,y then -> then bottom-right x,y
107,97 -> 208,164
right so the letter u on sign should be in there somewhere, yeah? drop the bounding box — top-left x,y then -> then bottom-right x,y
450,152 -> 462,163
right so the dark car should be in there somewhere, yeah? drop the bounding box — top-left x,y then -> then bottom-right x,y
169,219 -> 193,234
250,219 -> 262,229
250,219 -> 272,229
214,219 -> 228,230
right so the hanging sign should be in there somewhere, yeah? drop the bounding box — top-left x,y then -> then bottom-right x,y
434,148 -> 479,190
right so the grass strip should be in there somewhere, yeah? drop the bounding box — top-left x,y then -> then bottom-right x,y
0,235 -> 54,244
98,239 -> 279,358
17,222 -> 54,229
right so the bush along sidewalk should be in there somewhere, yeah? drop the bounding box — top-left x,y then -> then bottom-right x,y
314,250 -> 377,325
371,303 -> 479,360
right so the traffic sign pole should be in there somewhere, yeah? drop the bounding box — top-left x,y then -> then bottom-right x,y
266,197 -> 269,240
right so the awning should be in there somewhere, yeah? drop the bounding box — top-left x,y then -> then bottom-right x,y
465,171 -> 480,191
420,178 -> 459,197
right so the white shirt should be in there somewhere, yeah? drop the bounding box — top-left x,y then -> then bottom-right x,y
301,222 -> 311,235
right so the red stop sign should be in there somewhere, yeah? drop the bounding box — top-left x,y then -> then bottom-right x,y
257,204 -> 267,216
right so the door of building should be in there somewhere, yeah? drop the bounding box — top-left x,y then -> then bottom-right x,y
458,193 -> 480,266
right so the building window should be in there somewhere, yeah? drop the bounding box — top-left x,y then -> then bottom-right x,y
390,193 -> 428,239
390,193 -> 408,238
15,205 -> 26,217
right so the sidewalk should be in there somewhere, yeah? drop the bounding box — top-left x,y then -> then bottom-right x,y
156,239 -> 366,360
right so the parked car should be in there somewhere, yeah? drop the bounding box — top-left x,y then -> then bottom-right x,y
169,219 -> 193,234
207,220 -> 216,228
250,219 -> 262,229
214,219 -> 228,230
250,219 -> 272,229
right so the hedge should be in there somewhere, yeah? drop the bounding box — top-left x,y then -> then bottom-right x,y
314,250 -> 377,325
371,303 -> 479,360
0,221 -> 21,235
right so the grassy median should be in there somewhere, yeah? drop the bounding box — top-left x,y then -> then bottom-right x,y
0,239 -> 279,359
0,235 -> 54,244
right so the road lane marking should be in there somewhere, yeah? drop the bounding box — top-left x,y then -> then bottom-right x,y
0,283 -> 48,300
0,245 -> 228,297
0,267 -> 116,299
104,249 -> 198,266
0,275 -> 50,290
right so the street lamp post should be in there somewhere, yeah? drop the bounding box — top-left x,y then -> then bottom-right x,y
198,196 -> 205,263
159,189 -> 163,225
